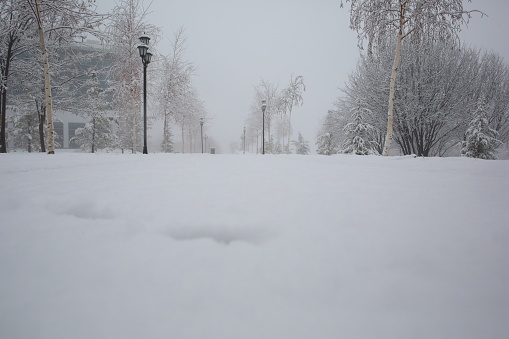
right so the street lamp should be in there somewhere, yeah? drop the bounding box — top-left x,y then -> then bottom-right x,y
200,117 -> 204,153
137,34 -> 152,154
261,99 -> 267,155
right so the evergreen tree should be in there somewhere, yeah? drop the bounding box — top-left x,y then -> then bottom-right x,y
8,110 -> 40,152
342,105 -> 378,155
461,99 -> 502,160
292,132 -> 310,155
316,132 -> 337,155
161,128 -> 174,153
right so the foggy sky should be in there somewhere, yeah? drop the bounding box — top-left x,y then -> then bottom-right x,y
96,0 -> 509,153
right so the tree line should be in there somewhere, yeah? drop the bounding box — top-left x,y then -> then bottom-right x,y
318,41 -> 509,158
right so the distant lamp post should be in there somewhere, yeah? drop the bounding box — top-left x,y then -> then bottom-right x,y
137,34 -> 152,154
261,99 -> 267,155
200,117 -> 204,153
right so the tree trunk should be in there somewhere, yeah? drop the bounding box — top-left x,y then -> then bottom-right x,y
0,37 -> 13,153
131,109 -> 137,153
287,110 -> 292,153
34,0 -> 55,154
383,29 -> 403,156
38,103 -> 46,152
92,117 -> 96,153
0,86 -> 7,153
27,118 -> 32,152
163,113 -> 167,151
181,124 -> 185,153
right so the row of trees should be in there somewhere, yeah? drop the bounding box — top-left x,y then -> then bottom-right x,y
156,27 -> 207,154
1,0 -> 207,154
243,75 -> 306,154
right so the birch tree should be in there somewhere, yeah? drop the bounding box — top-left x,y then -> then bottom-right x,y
341,0 -> 481,156
25,0 -> 107,154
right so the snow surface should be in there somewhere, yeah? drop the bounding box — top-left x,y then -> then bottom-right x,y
0,153 -> 508,339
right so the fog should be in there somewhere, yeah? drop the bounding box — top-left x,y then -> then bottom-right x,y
96,0 -> 509,152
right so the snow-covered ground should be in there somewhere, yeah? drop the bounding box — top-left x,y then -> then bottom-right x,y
1,153 -> 508,339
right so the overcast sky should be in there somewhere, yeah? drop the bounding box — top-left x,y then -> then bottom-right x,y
96,0 -> 509,153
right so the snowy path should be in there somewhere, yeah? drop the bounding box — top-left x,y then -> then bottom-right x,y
1,153 -> 508,339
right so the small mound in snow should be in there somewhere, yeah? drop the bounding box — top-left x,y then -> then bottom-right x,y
167,226 -> 269,245
54,200 -> 114,220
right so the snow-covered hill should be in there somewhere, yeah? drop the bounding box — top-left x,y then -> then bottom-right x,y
1,153 -> 507,339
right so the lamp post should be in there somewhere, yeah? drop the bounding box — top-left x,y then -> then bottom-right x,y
261,99 -> 267,155
137,35 -> 152,154
200,117 -> 204,153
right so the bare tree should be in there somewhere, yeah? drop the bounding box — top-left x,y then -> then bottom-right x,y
341,0 -> 482,155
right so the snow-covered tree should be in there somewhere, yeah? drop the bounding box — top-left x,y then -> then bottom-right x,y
317,108 -> 348,154
461,99 -> 502,160
66,71 -> 115,152
342,105 -> 378,155
292,132 -> 310,155
25,0 -> 106,154
7,108 -> 40,152
156,27 -> 196,153
280,75 -> 305,152
1,0 -> 107,153
161,127 -> 174,153
316,133 -> 337,156
1,0 -> 34,153
341,0 -> 482,156
70,117 -> 117,153
172,86 -> 206,153
248,79 -> 280,154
